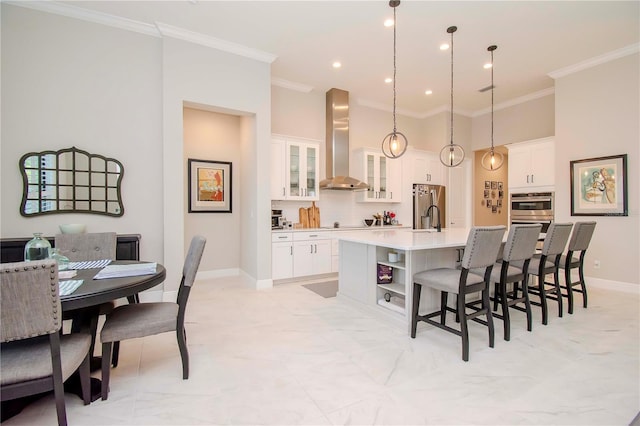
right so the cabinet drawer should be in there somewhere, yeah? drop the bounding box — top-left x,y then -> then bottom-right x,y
272,232 -> 293,242
293,231 -> 332,241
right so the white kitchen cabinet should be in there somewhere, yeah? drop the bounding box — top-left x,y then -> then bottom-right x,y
353,149 -> 401,203
271,233 -> 293,280
411,150 -> 445,186
293,232 -> 332,277
271,134 -> 320,201
507,137 -> 555,191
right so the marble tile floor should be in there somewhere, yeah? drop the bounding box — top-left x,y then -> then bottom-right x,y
4,276 -> 639,425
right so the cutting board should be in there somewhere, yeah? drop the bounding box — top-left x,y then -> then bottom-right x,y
299,207 -> 309,228
308,202 -> 320,228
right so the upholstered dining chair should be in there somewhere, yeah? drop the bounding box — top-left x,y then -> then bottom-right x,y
513,222 -> 573,325
411,226 -> 506,361
100,235 -> 206,400
559,221 -> 596,314
55,232 -> 117,262
55,232 -> 120,366
470,224 -> 542,341
1,260 -> 92,426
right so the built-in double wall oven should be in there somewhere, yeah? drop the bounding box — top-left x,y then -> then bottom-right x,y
510,192 -> 554,233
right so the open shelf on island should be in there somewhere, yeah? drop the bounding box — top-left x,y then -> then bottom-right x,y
377,282 -> 405,295
377,297 -> 405,314
376,260 -> 405,270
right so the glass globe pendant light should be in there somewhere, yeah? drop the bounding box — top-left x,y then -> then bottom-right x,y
381,0 -> 408,159
481,45 -> 504,171
439,26 -> 465,168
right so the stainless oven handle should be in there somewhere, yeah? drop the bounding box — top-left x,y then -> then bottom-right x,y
511,197 -> 552,202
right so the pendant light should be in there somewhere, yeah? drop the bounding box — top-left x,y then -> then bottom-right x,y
381,0 -> 408,159
481,45 -> 504,171
439,26 -> 465,168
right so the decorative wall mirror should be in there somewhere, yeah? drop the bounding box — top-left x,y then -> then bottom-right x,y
19,146 -> 125,217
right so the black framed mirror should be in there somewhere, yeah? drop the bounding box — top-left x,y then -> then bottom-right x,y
19,146 -> 125,217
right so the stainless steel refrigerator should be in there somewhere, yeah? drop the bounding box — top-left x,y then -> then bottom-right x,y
413,183 -> 446,230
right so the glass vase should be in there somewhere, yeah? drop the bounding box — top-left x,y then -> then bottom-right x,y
50,248 -> 70,271
24,233 -> 52,261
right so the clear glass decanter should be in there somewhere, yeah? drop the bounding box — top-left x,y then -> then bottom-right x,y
24,233 -> 52,261
49,248 -> 70,271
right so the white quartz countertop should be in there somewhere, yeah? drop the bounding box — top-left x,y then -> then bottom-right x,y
336,227 -> 472,251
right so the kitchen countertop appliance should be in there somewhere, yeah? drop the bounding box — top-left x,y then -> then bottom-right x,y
271,209 -> 283,230
510,192 -> 554,232
413,184 -> 446,231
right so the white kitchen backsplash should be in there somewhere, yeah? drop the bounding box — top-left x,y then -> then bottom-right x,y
271,189 -> 412,228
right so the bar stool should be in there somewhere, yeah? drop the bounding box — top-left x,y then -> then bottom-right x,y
513,223 -> 573,325
472,224 -> 542,341
411,226 -> 506,361
559,221 -> 596,314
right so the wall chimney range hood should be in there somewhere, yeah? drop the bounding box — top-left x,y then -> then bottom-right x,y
319,88 -> 369,191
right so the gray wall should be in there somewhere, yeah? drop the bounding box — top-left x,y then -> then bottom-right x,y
554,54 -> 639,285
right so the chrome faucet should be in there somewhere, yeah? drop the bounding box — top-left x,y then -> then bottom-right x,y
425,204 -> 442,232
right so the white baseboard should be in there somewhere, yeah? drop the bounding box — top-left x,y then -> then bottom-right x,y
196,268 -> 240,280
587,276 -> 639,294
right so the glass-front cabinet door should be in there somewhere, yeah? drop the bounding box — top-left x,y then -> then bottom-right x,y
284,138 -> 319,201
355,149 -> 401,203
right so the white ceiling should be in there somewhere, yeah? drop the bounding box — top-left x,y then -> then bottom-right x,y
57,1 -> 639,117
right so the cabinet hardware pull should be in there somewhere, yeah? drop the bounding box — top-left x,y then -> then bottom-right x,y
290,247 -> 292,255
310,245 -> 313,253
531,174 -> 534,183
282,188 -> 285,196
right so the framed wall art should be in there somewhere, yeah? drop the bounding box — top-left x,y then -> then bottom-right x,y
570,154 -> 627,216
188,159 -> 232,213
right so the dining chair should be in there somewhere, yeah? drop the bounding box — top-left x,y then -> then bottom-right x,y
1,260 -> 92,426
55,232 -> 117,262
469,224 -> 542,341
411,226 -> 505,361
99,235 -> 206,400
559,221 -> 596,314
513,222 -> 573,325
55,232 -> 121,366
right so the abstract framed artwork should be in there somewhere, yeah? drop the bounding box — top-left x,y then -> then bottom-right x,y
188,159 -> 232,213
570,154 -> 627,216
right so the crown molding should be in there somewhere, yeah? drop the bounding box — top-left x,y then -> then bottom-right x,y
548,43 -> 640,79
271,78 -> 314,93
6,1 -> 277,63
472,87 -> 555,117
155,22 -> 276,64
355,98 -> 425,119
5,0 -> 159,37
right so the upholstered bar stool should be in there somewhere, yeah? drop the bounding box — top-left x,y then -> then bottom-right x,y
559,221 -> 596,314
470,224 -> 542,341
411,226 -> 505,361
513,223 -> 573,325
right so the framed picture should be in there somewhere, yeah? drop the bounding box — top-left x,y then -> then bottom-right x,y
491,181 -> 497,190
483,189 -> 489,198
484,181 -> 491,189
498,190 -> 504,198
498,182 -> 503,190
188,159 -> 232,213
570,154 -> 627,216
486,199 -> 492,207
492,206 -> 497,213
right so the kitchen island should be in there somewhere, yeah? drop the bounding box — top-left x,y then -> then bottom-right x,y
336,227 -> 471,333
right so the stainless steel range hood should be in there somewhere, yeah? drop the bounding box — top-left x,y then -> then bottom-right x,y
319,88 -> 369,191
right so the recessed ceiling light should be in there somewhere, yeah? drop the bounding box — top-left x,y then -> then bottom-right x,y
333,61 -> 342,69
385,77 -> 393,83
484,63 -> 492,69
384,18 -> 394,27
425,90 -> 433,95
440,43 -> 449,50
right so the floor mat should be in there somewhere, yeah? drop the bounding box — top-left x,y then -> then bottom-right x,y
302,280 -> 338,298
